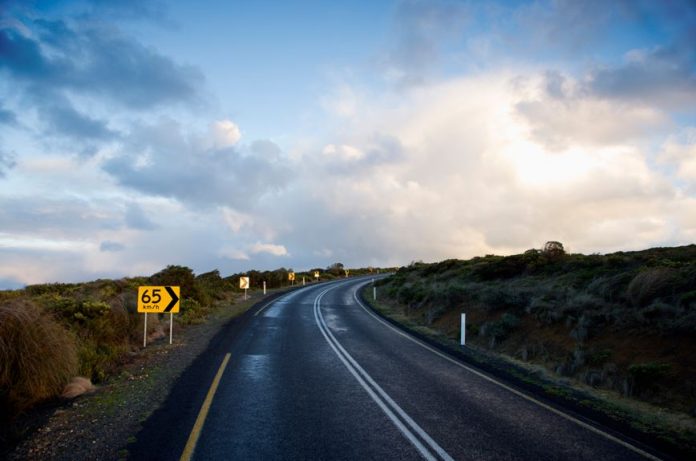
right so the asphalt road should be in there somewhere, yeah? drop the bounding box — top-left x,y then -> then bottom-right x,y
130,277 -> 661,461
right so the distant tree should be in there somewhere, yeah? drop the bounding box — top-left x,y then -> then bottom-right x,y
542,241 -> 566,259
326,262 -> 344,277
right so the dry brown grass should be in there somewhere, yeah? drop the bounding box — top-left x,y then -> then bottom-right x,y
0,300 -> 78,419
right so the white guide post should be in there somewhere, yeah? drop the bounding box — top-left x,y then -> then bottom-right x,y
460,313 -> 466,346
263,281 -> 267,295
143,312 -> 148,348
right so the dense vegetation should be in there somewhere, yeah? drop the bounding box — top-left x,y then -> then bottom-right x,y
378,244 -> 696,414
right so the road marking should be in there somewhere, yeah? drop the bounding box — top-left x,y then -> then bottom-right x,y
314,287 -> 454,461
352,283 -> 662,461
180,353 -> 231,461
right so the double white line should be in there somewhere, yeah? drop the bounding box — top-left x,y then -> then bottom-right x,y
313,287 -> 455,461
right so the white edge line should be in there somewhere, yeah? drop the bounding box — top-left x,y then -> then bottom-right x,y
318,289 -> 455,461
352,283 -> 662,461
313,289 -> 438,461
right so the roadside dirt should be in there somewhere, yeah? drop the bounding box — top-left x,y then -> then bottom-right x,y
4,291 -> 275,461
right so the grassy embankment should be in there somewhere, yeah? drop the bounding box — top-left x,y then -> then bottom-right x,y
364,244 -> 696,456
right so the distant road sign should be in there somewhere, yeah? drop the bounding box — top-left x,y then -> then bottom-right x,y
344,269 -> 350,277
138,286 -> 180,313
288,272 -> 296,281
314,271 -> 320,279
239,277 -> 250,289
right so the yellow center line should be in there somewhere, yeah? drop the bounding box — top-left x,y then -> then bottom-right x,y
179,353 -> 231,461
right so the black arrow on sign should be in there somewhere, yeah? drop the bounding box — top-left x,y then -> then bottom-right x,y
164,286 -> 179,312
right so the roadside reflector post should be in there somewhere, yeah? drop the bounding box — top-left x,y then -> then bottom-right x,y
263,281 -> 266,295
460,313 -> 466,346
372,279 -> 376,301
302,277 -> 305,286
143,312 -> 148,348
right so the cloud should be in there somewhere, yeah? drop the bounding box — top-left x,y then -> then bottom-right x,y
100,240 -> 125,252
514,72 -> 668,150
221,207 -> 253,233
103,119 -> 289,209
0,151 -> 15,177
0,18 -> 202,110
211,120 -> 241,148
659,128 -> 696,183
42,99 -> 119,141
125,203 -> 158,230
275,72 -> 693,265
249,242 -> 288,257
0,105 -> 16,125
587,40 -> 696,110
380,0 -> 470,86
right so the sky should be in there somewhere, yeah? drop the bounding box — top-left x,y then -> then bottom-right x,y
0,0 -> 695,288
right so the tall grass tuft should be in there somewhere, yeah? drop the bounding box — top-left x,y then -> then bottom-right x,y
0,301 -> 78,420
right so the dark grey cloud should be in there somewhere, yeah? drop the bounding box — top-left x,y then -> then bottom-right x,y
0,19 -> 202,110
125,203 -> 157,230
42,100 -> 119,141
103,120 -> 290,209
588,36 -> 696,109
100,240 -> 125,252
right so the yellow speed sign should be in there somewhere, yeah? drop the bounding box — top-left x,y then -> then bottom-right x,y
137,286 -> 180,313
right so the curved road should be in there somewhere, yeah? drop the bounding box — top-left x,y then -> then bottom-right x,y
130,277 -> 659,460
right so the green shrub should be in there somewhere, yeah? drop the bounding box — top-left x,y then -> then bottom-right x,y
178,298 -> 210,325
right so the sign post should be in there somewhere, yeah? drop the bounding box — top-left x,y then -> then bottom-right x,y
138,286 -> 180,348
314,271 -> 320,281
240,277 -> 250,300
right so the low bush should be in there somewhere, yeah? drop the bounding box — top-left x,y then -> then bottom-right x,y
0,301 -> 78,420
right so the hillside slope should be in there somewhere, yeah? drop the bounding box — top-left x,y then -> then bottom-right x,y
377,244 -> 696,415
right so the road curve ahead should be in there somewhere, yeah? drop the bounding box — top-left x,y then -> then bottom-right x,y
130,277 -> 660,461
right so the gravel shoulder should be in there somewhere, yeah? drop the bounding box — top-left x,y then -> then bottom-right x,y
5,289 -> 288,461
